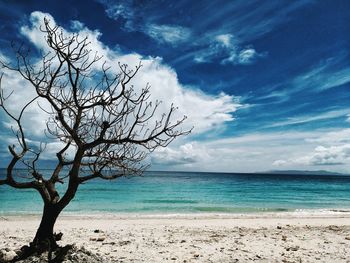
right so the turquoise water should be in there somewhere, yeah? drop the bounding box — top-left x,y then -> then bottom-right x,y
1,170 -> 350,215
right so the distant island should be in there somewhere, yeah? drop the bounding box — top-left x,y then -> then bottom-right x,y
262,170 -> 346,176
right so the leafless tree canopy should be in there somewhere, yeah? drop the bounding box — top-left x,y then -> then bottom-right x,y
0,18 -> 190,209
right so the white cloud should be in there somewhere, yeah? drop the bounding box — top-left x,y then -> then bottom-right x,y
70,20 -> 85,31
152,143 -> 208,166
0,51 -> 10,64
293,60 -> 350,91
6,11 -> 350,174
222,48 -> 260,65
194,33 -> 263,65
119,57 -> 241,133
0,69 -> 50,138
101,1 -> 135,31
40,141 -> 76,160
305,128 -> 350,144
22,11 -> 111,60
266,109 -> 350,128
0,11 -> 240,160
277,144 -> 350,166
215,34 -> 232,47
104,2 -> 133,20
257,54 -> 350,104
144,24 -> 191,45
152,130 -> 317,172
238,48 -> 259,64
100,1 -> 312,46
308,145 -> 350,165
271,129 -> 350,170
98,1 -> 191,45
20,12 -> 50,50
151,128 -> 350,173
272,160 -> 287,167
100,1 -> 269,64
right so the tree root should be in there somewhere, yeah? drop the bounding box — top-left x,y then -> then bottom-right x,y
11,232 -> 65,262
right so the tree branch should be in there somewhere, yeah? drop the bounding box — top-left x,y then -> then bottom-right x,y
0,179 -> 7,185
0,17 -> 191,210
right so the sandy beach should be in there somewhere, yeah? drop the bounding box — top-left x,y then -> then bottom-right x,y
1,213 -> 350,262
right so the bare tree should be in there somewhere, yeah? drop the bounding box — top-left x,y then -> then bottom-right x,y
0,18 -> 190,255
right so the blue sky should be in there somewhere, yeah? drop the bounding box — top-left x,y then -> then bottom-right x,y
0,0 -> 350,173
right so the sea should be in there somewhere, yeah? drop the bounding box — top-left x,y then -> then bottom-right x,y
1,170 -> 350,216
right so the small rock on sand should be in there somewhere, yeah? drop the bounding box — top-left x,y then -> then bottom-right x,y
89,237 -> 105,242
286,246 -> 300,251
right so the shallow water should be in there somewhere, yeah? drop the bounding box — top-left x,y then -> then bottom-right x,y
1,170 -> 350,215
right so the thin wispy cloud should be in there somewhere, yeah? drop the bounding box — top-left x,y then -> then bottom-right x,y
100,0 -> 135,31
144,24 -> 191,45
193,33 -> 264,65
292,57 -> 350,92
186,1 -> 314,43
265,109 -> 350,128
98,0 -> 192,45
98,0 -> 309,66
255,53 -> 350,107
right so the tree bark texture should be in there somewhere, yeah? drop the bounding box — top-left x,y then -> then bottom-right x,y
32,204 -> 61,251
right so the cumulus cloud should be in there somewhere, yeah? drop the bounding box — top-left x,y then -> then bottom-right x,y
272,160 -> 287,167
272,129 -> 350,169
0,69 -> 50,138
152,130 -> 320,172
0,11 -> 240,161
292,145 -> 350,166
310,145 -> 350,165
18,12 -> 239,134
151,129 -> 350,173
274,145 -> 350,167
152,143 -> 208,166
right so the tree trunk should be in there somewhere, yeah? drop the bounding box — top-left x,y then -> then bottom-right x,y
31,204 -> 61,252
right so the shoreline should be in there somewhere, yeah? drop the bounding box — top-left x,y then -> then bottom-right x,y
2,212 -> 350,229
2,208 -> 350,220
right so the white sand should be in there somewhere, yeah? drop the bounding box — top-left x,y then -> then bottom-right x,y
1,213 -> 350,262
